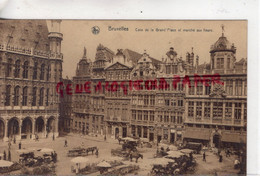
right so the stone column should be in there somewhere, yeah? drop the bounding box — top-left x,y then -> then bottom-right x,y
242,81 -> 245,96
241,103 -> 244,126
232,102 -> 235,125
233,80 -> 236,96
193,102 -> 196,122
223,103 -> 226,120
32,119 -> 35,139
210,102 -> 213,123
18,121 -> 22,140
202,102 -> 205,120
4,121 -> 8,142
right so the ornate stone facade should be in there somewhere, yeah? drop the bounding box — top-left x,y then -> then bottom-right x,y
0,20 -> 63,141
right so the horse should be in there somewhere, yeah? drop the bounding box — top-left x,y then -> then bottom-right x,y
129,152 -> 143,163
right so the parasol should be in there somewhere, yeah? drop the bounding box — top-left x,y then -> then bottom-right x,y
97,161 -> 111,168
40,148 -> 54,153
121,137 -> 136,142
166,151 -> 184,158
71,157 -> 89,164
180,149 -> 194,154
0,160 -> 13,167
150,157 -> 173,165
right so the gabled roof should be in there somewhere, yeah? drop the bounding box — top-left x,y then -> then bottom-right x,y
123,49 -> 161,66
105,61 -> 132,70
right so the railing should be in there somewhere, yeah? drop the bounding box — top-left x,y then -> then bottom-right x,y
0,43 -> 63,59
234,119 -> 241,125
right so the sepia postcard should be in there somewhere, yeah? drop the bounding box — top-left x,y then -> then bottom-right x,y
0,20 -> 247,175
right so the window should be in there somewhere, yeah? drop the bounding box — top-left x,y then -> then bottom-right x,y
188,102 -> 194,118
32,87 -> 37,106
33,62 -> 38,80
216,58 -> 224,69
5,85 -> 11,106
226,80 -> 233,95
166,65 -> 170,74
171,116 -> 176,123
14,86 -> 20,106
14,60 -> 21,78
164,115 -> 169,123
138,111 -> 142,120
150,111 -> 154,121
227,58 -> 230,69
196,102 -> 202,118
204,102 -> 211,118
6,58 -> 12,77
235,79 -> 242,96
22,87 -> 28,106
197,84 -> 203,95
177,115 -> 183,124
173,65 -> 178,74
132,110 -> 136,120
144,95 -> 149,105
40,64 -> 45,80
189,83 -> 195,95
46,65 -> 51,81
144,111 -> 148,121
244,103 -> 247,121
244,81 -> 247,96
23,61 -> 29,78
46,88 -> 49,106
165,99 -> 170,106
138,95 -> 143,105
178,100 -> 183,107
213,102 -> 223,118
205,85 -> 211,95
150,95 -> 155,105
225,102 -> 232,118
178,83 -> 183,91
234,103 -> 241,120
39,88 -> 44,106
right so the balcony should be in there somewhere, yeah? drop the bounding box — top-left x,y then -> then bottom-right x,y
234,119 -> 241,125
212,118 -> 222,124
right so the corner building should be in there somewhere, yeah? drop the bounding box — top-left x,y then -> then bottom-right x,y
0,20 -> 63,141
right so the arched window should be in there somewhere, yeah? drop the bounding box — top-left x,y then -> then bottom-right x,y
5,85 -> 11,106
46,88 -> 49,106
39,88 -> 44,106
14,86 -> 20,106
32,87 -> 37,106
33,62 -> 38,80
22,87 -> 28,106
40,64 -> 45,80
23,61 -> 29,79
6,58 -> 12,77
46,65 -> 51,81
14,60 -> 21,78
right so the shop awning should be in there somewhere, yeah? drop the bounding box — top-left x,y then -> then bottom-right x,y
183,129 -> 210,140
222,132 -> 246,143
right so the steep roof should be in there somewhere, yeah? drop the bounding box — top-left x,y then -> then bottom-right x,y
0,20 -> 50,52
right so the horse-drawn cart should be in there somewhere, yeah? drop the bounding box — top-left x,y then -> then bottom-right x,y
67,147 -> 97,157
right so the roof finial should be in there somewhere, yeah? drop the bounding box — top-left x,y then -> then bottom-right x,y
221,24 -> 225,37
83,46 -> 87,58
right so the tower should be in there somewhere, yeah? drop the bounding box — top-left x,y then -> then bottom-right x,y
48,20 -> 63,55
210,25 -> 236,72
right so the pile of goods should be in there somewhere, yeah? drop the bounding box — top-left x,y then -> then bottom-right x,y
151,154 -> 196,175
0,161 -> 22,174
111,148 -> 130,158
103,165 -> 139,175
67,147 -> 97,157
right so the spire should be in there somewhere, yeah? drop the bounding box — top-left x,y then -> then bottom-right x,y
83,47 -> 87,58
221,24 -> 225,37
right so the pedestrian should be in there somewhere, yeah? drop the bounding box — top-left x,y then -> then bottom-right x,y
8,141 -> 11,150
64,139 -> 68,147
52,134 -> 55,141
13,137 -> 16,144
8,150 -> 11,161
3,151 -> 6,160
81,142 -> 84,148
189,152 -> 193,161
95,149 -> 99,158
53,151 -> 57,162
203,152 -> 206,162
219,154 -> 223,162
104,135 -> 106,141
19,141 -> 21,149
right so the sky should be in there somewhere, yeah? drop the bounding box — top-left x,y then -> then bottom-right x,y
47,20 -> 247,78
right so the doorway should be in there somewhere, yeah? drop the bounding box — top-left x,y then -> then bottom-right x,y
149,133 -> 154,142
122,127 -> 127,138
213,134 -> 221,148
115,128 -> 119,139
170,133 -> 175,144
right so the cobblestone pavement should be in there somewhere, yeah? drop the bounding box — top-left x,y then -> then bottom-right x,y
0,134 -> 239,175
